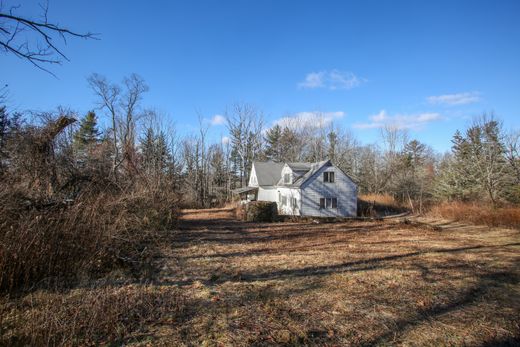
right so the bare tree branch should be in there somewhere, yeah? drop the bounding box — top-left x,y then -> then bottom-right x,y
0,1 -> 98,76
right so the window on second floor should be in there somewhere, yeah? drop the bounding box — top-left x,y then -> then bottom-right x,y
323,171 -> 335,183
284,173 -> 291,184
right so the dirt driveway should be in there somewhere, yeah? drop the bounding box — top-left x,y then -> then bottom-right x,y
156,208 -> 520,346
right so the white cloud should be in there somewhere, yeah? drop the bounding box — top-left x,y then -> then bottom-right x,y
211,114 -> 226,125
298,72 -> 325,89
353,109 -> 442,130
427,92 -> 480,106
298,70 -> 364,90
272,111 -> 345,129
221,136 -> 230,145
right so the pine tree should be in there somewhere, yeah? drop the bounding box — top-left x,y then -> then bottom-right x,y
327,130 -> 338,162
264,124 -> 282,161
73,111 -> 100,151
140,127 -> 156,174
155,131 -> 171,174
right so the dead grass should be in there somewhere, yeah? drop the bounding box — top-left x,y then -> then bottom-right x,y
359,193 -> 400,207
358,193 -> 407,217
429,201 -> 520,229
2,207 -> 519,345
0,184 -> 178,293
0,285 -> 186,346
155,208 -> 520,346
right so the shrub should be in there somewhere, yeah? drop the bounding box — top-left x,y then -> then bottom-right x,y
236,201 -> 278,222
0,183 -> 179,293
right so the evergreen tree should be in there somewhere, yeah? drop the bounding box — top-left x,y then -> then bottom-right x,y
73,111 -> 100,151
264,124 -> 282,161
140,127 -> 156,174
280,126 -> 300,162
0,106 -> 22,174
327,130 -> 338,162
155,131 -> 171,174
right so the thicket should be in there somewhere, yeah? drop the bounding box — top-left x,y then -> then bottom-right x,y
0,83 -> 179,294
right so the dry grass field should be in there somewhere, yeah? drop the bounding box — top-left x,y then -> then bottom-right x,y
152,208 -> 520,346
2,207 -> 519,346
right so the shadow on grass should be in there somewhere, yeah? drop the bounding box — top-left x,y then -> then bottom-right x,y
160,242 -> 520,287
363,269 -> 520,346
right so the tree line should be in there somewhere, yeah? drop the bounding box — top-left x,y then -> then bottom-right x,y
1,75 -> 518,211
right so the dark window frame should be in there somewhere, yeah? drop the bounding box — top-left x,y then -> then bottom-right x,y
323,171 -> 335,183
320,197 -> 338,209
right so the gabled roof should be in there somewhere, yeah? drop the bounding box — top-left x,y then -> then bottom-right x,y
286,162 -> 312,171
253,161 -> 284,186
288,160 -> 330,187
253,159 -> 356,189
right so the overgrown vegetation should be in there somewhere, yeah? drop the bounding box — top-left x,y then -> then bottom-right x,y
429,201 -> 520,229
236,201 -> 278,222
0,80 -> 179,296
0,285 -> 186,346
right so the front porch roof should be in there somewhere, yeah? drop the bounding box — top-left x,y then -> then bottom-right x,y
232,186 -> 259,194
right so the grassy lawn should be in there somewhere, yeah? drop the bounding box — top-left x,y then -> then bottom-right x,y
2,208 -> 519,346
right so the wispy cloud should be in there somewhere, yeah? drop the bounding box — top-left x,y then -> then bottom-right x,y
273,111 -> 345,129
427,92 -> 480,106
211,114 -> 226,125
353,110 -> 442,130
221,136 -> 230,145
298,70 -> 364,90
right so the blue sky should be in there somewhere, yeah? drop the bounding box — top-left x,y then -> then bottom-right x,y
2,0 -> 520,152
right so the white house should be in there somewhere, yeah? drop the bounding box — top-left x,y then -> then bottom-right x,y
234,160 -> 358,217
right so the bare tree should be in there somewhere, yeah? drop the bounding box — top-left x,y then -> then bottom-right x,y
505,130 -> 520,184
0,1 -> 96,75
88,73 -> 148,181
226,103 -> 263,187
88,74 -> 121,180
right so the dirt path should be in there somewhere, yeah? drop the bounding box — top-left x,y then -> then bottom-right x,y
150,208 -> 520,346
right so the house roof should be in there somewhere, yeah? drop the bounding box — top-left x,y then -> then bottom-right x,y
250,159 -> 356,190
253,161 -> 284,186
286,162 -> 312,171
287,160 -> 330,187
232,186 -> 258,194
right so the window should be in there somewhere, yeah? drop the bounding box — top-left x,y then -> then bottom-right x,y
284,173 -> 291,184
282,196 -> 287,206
323,171 -> 335,183
320,197 -> 338,209
291,197 -> 297,208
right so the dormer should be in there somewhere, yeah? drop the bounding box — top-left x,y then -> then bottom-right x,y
279,162 -> 312,185
280,165 -> 294,185
248,163 -> 259,187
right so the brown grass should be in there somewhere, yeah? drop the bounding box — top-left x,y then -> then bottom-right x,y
359,193 -> 401,207
0,285 -> 186,346
429,201 -> 520,229
2,207 -> 519,345
358,193 -> 407,217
